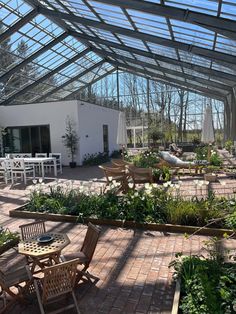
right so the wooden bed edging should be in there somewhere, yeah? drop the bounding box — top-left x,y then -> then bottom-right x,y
171,279 -> 181,314
9,206 -> 234,237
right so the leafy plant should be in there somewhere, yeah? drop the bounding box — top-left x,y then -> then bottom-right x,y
169,239 -> 236,314
0,227 -> 20,246
225,139 -> 233,152
83,151 -> 109,166
62,116 -> 79,163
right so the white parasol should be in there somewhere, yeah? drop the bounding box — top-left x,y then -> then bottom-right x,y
116,112 -> 127,158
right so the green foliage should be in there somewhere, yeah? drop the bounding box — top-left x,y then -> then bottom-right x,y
225,139 -> 233,152
148,128 -> 163,144
0,227 -> 20,246
127,150 -> 160,168
24,183 -> 236,229
195,146 -> 208,160
62,116 -> 79,163
83,151 -> 109,166
210,151 -> 223,167
195,146 -> 222,166
169,240 -> 236,314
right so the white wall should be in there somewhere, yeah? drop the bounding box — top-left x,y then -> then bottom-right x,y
78,101 -> 120,164
0,100 -> 120,165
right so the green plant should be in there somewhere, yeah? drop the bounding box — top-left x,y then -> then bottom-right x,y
0,227 -> 20,246
127,150 -> 159,168
62,116 -> 79,163
210,151 -> 222,167
83,151 -> 109,166
225,139 -> 233,152
169,239 -> 236,314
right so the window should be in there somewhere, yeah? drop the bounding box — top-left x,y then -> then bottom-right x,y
3,125 -> 51,155
103,124 -> 109,153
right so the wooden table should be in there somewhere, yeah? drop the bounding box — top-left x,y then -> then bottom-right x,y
18,233 -> 70,273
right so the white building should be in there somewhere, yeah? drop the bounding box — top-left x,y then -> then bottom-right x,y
0,100 -> 120,165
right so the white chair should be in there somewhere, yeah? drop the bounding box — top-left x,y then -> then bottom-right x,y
0,160 -> 11,184
48,153 -> 62,174
10,159 -> 35,185
35,153 -> 48,174
11,153 -> 32,158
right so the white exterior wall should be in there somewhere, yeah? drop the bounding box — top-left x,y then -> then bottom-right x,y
78,101 -> 120,163
0,100 -> 120,165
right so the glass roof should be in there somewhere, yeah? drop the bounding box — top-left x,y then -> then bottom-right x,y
1,0 -> 236,105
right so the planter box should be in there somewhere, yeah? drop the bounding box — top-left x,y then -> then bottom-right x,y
204,173 -> 217,182
171,279 -> 181,314
0,238 -> 19,255
9,205 -> 234,237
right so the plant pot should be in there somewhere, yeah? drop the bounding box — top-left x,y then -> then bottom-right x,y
69,162 -> 76,168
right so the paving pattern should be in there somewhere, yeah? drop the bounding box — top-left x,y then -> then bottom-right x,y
0,164 -> 235,314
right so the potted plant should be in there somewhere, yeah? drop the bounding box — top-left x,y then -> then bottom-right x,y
62,116 -> 79,168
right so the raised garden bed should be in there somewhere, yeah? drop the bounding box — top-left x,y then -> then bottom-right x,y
9,205 -> 235,237
170,244 -> 236,314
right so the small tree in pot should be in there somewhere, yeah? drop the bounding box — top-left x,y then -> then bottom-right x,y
62,116 -> 79,168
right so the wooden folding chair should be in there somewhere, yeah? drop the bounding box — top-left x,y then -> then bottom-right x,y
0,265 -> 33,313
19,221 -> 46,241
61,223 -> 101,284
32,259 -> 80,314
99,165 -> 128,193
126,165 -> 153,189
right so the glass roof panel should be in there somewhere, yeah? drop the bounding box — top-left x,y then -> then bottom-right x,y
127,9 -> 171,39
165,0 -> 218,16
221,1 -> 236,20
215,35 -> 236,56
148,42 -> 178,59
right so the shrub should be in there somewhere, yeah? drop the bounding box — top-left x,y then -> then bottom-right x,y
83,152 -> 109,166
24,183 -> 236,229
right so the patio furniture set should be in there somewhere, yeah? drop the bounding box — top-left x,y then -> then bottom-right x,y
0,221 -> 101,314
0,153 -> 62,185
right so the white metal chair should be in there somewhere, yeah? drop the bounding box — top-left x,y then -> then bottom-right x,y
48,153 -> 62,174
0,160 -> 11,184
10,158 -> 35,185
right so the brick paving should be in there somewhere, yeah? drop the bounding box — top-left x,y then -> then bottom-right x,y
0,165 -> 235,313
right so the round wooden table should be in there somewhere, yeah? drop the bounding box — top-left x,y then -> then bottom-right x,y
18,233 -> 70,273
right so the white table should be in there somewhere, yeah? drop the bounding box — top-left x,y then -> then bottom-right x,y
23,157 -> 57,179
0,157 -> 57,179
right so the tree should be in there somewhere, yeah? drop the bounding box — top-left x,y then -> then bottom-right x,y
0,20 -> 15,98
62,116 -> 79,167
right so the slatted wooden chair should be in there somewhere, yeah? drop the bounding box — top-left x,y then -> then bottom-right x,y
19,221 -> 53,271
32,259 -> 80,314
61,223 -> 101,284
19,221 -> 46,241
126,165 -> 153,189
111,159 -> 134,169
0,265 -> 33,313
99,165 -> 128,193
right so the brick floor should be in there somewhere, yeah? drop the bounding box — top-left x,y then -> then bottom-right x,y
0,166 -> 235,313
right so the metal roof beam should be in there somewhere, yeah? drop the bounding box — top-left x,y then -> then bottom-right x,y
110,60 -> 226,100
0,32 -> 68,83
63,67 -> 115,101
93,0 -> 236,41
93,47 -> 232,92
0,9 -> 38,43
38,7 -> 236,66
70,30 -> 236,84
34,60 -> 105,102
0,47 -> 91,106
125,68 -> 225,102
